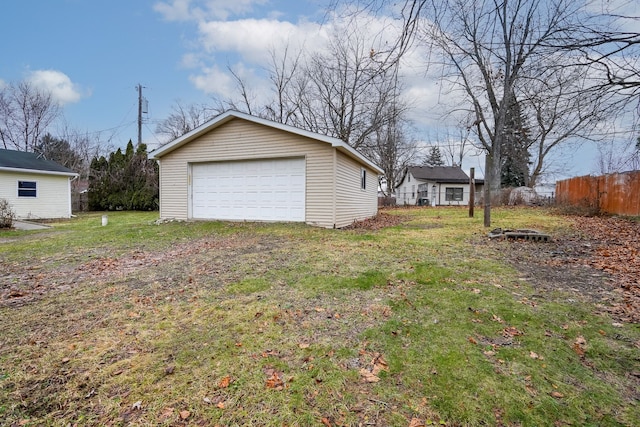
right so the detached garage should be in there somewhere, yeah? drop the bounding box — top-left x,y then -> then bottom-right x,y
148,110 -> 383,228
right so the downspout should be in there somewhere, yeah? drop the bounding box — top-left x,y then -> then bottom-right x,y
332,150 -> 337,228
69,175 -> 78,218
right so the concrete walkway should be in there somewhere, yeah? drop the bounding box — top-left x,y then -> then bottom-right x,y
12,220 -> 52,230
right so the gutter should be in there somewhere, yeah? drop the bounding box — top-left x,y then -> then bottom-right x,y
0,166 -> 78,177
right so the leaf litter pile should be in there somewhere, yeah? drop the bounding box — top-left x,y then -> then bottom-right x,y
493,215 -> 640,323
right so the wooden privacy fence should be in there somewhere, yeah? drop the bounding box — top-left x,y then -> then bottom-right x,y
556,170 -> 640,216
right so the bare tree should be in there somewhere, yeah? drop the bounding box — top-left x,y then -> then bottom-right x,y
263,45 -> 304,125
414,0 -> 608,225
519,63 -> 619,187
363,95 -> 418,195
155,101 -> 217,142
596,134 -> 640,174
57,124 -> 110,179
432,124 -> 478,167
297,26 -> 401,149
0,81 -> 61,152
554,6 -> 639,99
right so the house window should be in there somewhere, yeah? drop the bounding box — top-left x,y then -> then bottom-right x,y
411,185 -> 415,199
445,187 -> 463,201
361,168 -> 366,190
18,180 -> 37,197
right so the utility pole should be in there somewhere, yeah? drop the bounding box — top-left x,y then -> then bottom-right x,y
136,84 -> 146,146
469,167 -> 475,218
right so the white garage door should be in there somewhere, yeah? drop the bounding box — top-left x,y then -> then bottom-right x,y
191,158 -> 305,222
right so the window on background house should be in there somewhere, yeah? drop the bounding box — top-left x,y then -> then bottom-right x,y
18,180 -> 37,197
445,187 -> 463,201
411,185 -> 415,199
361,168 -> 366,190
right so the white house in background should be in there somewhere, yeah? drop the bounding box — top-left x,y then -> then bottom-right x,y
148,110 -> 383,228
396,165 -> 483,206
0,148 -> 78,219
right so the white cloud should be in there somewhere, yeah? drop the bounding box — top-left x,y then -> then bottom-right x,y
189,64 -> 236,97
154,0 -> 267,22
26,70 -> 85,105
180,52 -> 203,69
164,3 -> 457,137
197,18 -> 325,63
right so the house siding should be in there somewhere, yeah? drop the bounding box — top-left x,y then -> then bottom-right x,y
157,118 -> 337,228
397,172 -> 418,205
334,151 -> 378,228
397,174 -> 472,206
0,171 -> 72,218
431,183 -> 471,206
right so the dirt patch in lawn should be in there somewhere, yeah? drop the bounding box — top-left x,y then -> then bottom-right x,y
486,215 -> 640,323
0,233 -> 281,307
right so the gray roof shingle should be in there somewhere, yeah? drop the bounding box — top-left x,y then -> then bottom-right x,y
0,148 -> 77,175
406,165 -> 470,183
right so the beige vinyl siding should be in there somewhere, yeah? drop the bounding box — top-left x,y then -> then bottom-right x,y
0,171 -> 72,219
158,118 -> 337,227
334,151 -> 378,228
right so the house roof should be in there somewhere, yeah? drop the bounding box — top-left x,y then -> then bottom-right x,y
398,165 -> 471,187
148,110 -> 384,174
0,148 -> 78,177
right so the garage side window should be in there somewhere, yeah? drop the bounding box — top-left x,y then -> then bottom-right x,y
361,168 -> 366,190
18,180 -> 37,197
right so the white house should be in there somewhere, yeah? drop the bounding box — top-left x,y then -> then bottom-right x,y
396,165 -> 483,206
0,148 -> 78,219
148,110 -> 383,228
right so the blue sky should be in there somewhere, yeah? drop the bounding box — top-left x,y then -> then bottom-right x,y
0,0 -> 327,149
1,0 -> 638,185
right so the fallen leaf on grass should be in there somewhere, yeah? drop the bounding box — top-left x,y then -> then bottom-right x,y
573,336 -> 587,356
218,375 -> 231,388
409,417 -> 426,427
551,391 -> 564,398
298,342 -> 310,349
179,410 -> 190,420
359,368 -> 380,383
265,368 -> 285,390
502,326 -> 524,337
371,353 -> 389,375
321,417 -> 333,426
132,400 -> 143,410
529,351 -> 543,360
217,401 -> 225,409
160,407 -> 174,419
